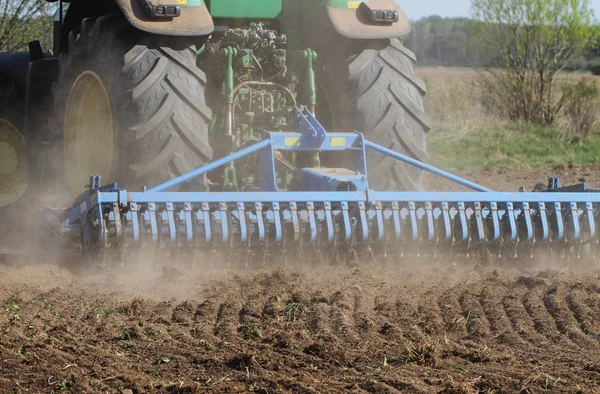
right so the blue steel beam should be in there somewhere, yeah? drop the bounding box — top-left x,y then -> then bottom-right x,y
149,139 -> 271,192
363,140 -> 492,192
93,191 -> 600,204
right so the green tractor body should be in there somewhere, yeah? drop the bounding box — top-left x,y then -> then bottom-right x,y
209,0 -> 282,19
0,0 -> 428,210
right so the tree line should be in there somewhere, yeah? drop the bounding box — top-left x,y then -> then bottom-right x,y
405,15 -> 600,73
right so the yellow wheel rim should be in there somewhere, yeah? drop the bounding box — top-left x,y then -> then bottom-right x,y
0,118 -> 28,206
64,71 -> 114,195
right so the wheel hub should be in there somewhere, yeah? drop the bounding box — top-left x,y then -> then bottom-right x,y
0,142 -> 17,175
0,118 -> 28,206
63,71 -> 114,195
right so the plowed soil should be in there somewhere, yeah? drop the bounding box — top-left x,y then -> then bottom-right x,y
1,165 -> 600,393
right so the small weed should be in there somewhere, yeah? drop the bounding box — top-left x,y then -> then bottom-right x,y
157,357 -> 170,365
284,301 -> 311,322
12,314 -> 20,322
465,310 -> 480,334
403,343 -> 437,367
358,319 -> 370,331
7,301 -> 20,312
16,345 -> 25,355
248,383 -> 257,392
239,325 -> 263,339
382,356 -> 388,368
57,380 -> 69,391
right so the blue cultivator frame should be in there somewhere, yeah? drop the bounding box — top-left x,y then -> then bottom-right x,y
63,108 -> 600,261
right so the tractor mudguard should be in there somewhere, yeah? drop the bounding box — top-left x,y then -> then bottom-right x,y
115,0 -> 213,36
326,0 -> 410,39
0,51 -> 30,89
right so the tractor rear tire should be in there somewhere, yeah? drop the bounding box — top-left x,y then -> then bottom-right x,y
45,14 -> 212,198
317,38 -> 430,191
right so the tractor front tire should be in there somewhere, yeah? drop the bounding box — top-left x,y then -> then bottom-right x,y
317,38 -> 430,191
45,14 -> 212,198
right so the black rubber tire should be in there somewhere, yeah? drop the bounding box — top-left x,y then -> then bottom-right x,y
0,76 -> 25,239
45,14 -> 212,196
316,38 -> 431,191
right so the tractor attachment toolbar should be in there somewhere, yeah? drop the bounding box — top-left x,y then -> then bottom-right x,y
60,108 -> 600,263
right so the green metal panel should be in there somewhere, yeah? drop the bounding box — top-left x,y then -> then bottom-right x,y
177,0 -> 205,5
327,0 -> 368,9
209,0 -> 282,19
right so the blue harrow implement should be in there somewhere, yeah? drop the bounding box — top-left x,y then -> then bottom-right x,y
61,108 -> 599,265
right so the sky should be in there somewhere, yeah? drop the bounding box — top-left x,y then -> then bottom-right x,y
397,0 -> 600,20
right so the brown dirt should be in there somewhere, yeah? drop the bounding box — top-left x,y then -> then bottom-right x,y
1,166 -> 600,393
425,163 -> 600,192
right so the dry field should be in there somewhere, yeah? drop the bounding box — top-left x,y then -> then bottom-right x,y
1,67 -> 600,393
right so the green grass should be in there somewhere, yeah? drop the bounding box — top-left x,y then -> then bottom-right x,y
429,122 -> 600,170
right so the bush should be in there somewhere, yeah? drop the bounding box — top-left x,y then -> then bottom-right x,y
559,79 -> 600,142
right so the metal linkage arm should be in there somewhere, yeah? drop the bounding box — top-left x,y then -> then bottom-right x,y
363,140 -> 492,192
149,139 -> 271,192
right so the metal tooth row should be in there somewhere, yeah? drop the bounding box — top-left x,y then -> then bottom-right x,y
91,200 -> 599,260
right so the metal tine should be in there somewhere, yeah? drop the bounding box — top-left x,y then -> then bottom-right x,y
196,202 -> 216,266
263,202 -> 283,265
260,203 -> 270,265
165,202 -> 177,247
566,202 -> 582,260
502,202 -> 518,260
231,202 -> 249,267
260,202 -> 283,266
333,201 -> 353,263
355,201 -> 374,263
550,202 -> 566,259
182,202 -> 193,247
406,202 -> 419,257
433,202 -> 452,259
453,202 -> 470,256
582,202 -> 597,260
344,202 -> 361,265
533,202 -> 550,258
371,201 -> 386,261
420,202 -> 436,258
294,203 -> 307,265
307,202 -> 318,248
312,203 -> 329,265
129,202 -> 140,246
122,203 -> 145,269
517,202 -> 534,259
106,203 -> 126,267
219,202 -> 230,246
485,202 -> 501,259
390,201 -> 403,259
468,202 -> 486,258
147,202 -> 159,245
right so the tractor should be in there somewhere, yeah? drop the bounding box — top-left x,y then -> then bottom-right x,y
0,0 -> 428,208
